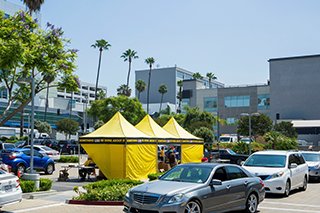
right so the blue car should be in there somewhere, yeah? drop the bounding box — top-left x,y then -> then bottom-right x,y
0,148 -> 55,175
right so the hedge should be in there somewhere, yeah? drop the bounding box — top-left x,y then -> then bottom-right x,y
20,178 -> 53,193
57,156 -> 79,163
148,172 -> 164,181
73,179 -> 143,201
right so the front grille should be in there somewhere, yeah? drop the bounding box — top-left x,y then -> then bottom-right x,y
133,193 -> 160,204
130,207 -> 159,213
258,175 -> 269,180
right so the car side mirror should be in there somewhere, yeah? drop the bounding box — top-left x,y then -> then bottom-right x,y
210,179 -> 222,186
240,161 -> 245,166
289,163 -> 298,169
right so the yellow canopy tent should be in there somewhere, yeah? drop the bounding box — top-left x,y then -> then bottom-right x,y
79,112 -> 157,180
163,117 -> 204,163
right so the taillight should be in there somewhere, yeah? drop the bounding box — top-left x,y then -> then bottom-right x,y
9,153 -> 16,160
259,179 -> 265,188
47,152 -> 53,155
16,179 -> 20,188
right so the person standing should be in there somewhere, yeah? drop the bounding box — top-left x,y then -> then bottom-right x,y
160,146 -> 165,162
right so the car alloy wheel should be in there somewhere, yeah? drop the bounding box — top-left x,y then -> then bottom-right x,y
46,164 -> 54,175
284,180 -> 290,197
246,193 -> 258,213
185,200 -> 201,213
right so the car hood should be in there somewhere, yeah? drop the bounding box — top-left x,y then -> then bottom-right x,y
131,180 -> 202,196
243,166 -> 285,176
306,161 -> 320,167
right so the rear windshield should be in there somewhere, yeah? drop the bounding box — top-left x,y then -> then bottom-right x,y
4,144 -> 15,149
244,154 -> 286,168
219,137 -> 231,142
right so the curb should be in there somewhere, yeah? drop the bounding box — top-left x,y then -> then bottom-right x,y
66,199 -> 124,206
22,190 -> 58,199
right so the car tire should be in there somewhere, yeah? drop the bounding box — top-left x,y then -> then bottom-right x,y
245,193 -> 258,213
45,163 -> 54,175
17,164 -> 26,176
284,180 -> 290,197
300,176 -> 307,191
185,200 -> 202,213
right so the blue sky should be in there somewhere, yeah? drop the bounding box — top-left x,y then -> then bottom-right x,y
11,1 -> 320,95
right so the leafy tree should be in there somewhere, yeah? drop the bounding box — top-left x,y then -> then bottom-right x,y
94,120 -> 105,130
56,118 -> 79,139
176,80 -> 183,113
135,80 -> 146,100
87,96 -> 146,125
206,72 -> 217,88
158,84 -> 168,114
97,89 -> 106,100
274,121 -> 297,139
192,72 -> 203,80
264,131 -> 298,150
193,127 -> 213,143
154,114 -> 185,127
183,107 -> 216,133
91,39 -> 111,100
145,57 -> 155,114
121,49 -> 138,90
34,120 -> 51,134
23,0 -> 44,14
117,84 -> 131,97
0,11 -> 78,126
237,114 -> 272,137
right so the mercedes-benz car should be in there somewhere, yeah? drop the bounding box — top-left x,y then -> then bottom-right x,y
124,163 -> 265,213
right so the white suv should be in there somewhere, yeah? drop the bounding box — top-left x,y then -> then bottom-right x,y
242,150 -> 308,197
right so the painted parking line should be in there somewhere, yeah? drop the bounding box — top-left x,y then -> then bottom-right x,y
262,201 -> 320,209
259,206 -> 320,212
13,203 -> 64,213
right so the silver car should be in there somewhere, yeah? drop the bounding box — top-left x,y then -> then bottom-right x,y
0,170 -> 22,207
124,163 -> 265,213
301,151 -> 320,181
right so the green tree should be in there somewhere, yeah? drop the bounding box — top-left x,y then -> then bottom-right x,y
87,96 -> 146,125
94,120 -> 105,130
154,114 -> 185,127
192,72 -> 203,80
97,89 -> 106,100
23,0 -> 44,14
274,121 -> 297,139
0,12 -> 78,126
206,72 -> 217,88
91,39 -> 111,100
193,127 -> 214,143
183,107 -> 216,133
177,80 -> 183,113
34,120 -> 52,134
264,131 -> 298,150
117,84 -> 131,97
158,84 -> 168,114
145,57 -> 155,114
237,114 -> 273,137
135,80 -> 146,100
121,49 -> 138,90
56,118 -> 79,139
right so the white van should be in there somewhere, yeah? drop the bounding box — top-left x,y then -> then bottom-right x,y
219,135 -> 238,143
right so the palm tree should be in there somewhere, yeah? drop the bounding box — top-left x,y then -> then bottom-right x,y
145,57 -> 155,114
43,73 -> 55,121
158,84 -> 168,114
121,49 -> 138,90
23,0 -> 44,15
135,80 -> 146,100
91,39 -> 111,100
206,72 -> 217,88
192,72 -> 203,80
177,80 -> 183,113
117,84 -> 131,96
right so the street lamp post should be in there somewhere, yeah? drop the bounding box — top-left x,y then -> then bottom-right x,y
30,70 -> 35,174
240,112 -> 260,155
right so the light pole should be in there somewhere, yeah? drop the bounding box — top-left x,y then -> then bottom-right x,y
240,112 -> 260,155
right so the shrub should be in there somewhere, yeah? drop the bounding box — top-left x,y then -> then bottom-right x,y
57,156 -> 79,163
148,172 -> 164,181
20,180 -> 36,193
264,131 -> 298,150
39,178 -> 52,191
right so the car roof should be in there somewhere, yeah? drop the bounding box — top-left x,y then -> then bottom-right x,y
177,163 -> 239,168
252,150 -> 298,155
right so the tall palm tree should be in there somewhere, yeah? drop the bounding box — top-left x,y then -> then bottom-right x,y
158,84 -> 168,114
177,80 -> 183,113
23,0 -> 44,15
117,84 -> 131,96
145,57 -> 155,114
206,72 -> 217,88
43,73 -> 55,121
91,39 -> 111,100
135,80 -> 146,100
121,49 -> 138,90
193,72 -> 203,80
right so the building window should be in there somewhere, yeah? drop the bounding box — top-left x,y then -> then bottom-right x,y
0,88 -> 8,99
204,97 -> 217,112
181,98 -> 190,114
224,96 -> 250,108
258,94 -> 270,110
226,117 -> 237,125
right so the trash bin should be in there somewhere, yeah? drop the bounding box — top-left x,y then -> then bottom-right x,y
22,173 -> 40,190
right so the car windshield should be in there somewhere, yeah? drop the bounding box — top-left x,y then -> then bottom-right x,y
219,137 -> 230,142
4,144 -> 15,149
244,154 -> 286,168
301,153 -> 320,162
159,166 -> 212,183
227,149 -> 236,155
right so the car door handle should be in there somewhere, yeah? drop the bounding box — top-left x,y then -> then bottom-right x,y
226,185 -> 231,190
244,181 -> 248,185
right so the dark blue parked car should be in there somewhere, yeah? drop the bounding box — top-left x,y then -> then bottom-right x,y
0,148 -> 55,175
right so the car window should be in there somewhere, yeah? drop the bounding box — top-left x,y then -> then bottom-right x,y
212,167 -> 228,182
289,154 -> 299,165
244,154 -> 286,168
295,154 -> 305,164
225,166 -> 248,180
4,144 -> 15,149
22,150 -> 31,156
34,150 -> 42,157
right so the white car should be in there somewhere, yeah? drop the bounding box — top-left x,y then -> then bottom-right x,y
24,145 -> 60,161
300,151 -> 320,181
242,150 -> 308,197
0,170 -> 22,207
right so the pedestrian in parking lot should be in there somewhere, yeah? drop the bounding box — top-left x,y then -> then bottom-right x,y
168,150 -> 177,168
160,146 -> 165,162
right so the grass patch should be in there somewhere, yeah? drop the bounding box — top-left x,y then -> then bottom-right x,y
57,156 -> 79,163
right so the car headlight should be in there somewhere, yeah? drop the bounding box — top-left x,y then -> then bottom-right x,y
168,193 -> 184,204
269,171 -> 284,179
125,190 -> 131,199
313,164 -> 320,169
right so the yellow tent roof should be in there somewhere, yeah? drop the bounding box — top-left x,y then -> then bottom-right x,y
163,117 -> 203,141
135,115 -> 179,139
81,112 -> 150,139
